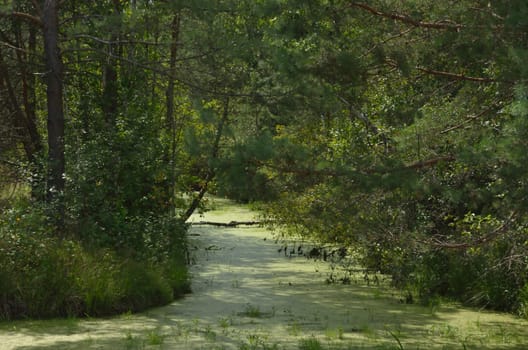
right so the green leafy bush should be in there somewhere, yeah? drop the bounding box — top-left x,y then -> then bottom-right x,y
0,200 -> 189,320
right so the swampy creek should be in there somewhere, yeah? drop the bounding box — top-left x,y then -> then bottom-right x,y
1,199 -> 527,349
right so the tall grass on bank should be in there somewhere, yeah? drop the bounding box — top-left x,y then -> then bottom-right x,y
0,201 -> 189,320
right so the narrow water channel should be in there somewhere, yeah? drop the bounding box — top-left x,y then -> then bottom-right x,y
1,198 -> 527,349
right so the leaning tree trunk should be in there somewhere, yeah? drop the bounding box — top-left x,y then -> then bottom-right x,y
42,0 -> 65,229
181,98 -> 229,222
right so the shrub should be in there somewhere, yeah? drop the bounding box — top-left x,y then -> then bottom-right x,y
0,200 -> 189,320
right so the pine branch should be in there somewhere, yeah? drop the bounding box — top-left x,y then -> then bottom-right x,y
349,2 -> 463,31
421,212 -> 516,250
0,157 -> 25,168
337,95 -> 391,153
385,59 -> 499,83
404,156 -> 456,170
0,11 -> 43,28
416,66 -> 498,83
71,33 -> 170,46
0,40 -> 32,54
440,101 -> 505,134
360,27 -> 415,59
253,155 -> 455,179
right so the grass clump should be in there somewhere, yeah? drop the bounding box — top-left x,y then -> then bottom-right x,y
241,304 -> 262,318
298,337 -> 324,350
146,328 -> 165,345
239,333 -> 278,350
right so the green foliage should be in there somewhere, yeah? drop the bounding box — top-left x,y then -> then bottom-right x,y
250,0 -> 528,317
0,200 -> 189,320
216,132 -> 278,202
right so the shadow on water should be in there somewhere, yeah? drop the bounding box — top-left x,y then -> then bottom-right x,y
3,200 -> 528,350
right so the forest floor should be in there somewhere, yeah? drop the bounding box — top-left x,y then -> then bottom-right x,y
0,198 -> 527,349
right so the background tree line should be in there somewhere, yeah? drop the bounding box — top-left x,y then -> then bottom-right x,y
1,0 -> 527,319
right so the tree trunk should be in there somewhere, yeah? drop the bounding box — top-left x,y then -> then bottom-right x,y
166,11 -> 181,215
102,0 -> 122,124
181,98 -> 229,222
42,0 -> 65,227
0,49 -> 34,161
17,24 -> 42,161
20,24 -> 44,199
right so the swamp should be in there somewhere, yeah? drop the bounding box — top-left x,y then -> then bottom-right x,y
1,1 -> 528,349
1,199 -> 527,349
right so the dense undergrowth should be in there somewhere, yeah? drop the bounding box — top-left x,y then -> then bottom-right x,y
0,200 -> 189,320
259,178 -> 528,319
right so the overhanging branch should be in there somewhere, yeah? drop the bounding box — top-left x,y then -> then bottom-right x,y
421,212 -> 516,250
416,66 -> 498,83
440,100 -> 506,134
404,156 -> 456,170
0,11 -> 43,28
349,2 -> 463,31
253,155 -> 455,179
385,59 -> 499,83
